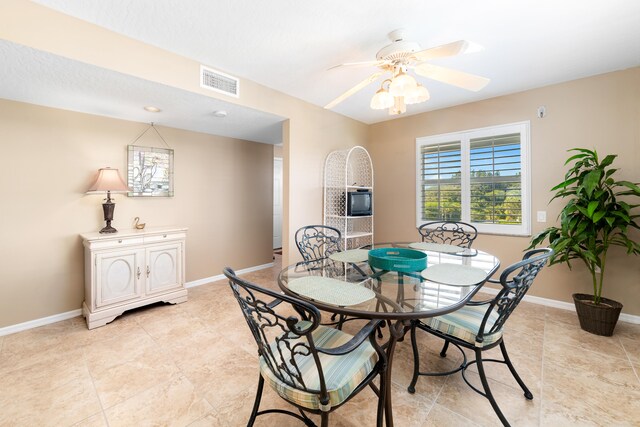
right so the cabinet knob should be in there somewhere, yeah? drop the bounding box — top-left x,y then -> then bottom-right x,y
118,240 -> 123,243
137,267 -> 141,279
163,234 -> 167,238
146,266 -> 150,278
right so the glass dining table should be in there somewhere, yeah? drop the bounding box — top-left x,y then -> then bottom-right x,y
278,242 -> 500,427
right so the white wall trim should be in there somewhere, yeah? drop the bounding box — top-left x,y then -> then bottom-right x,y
0,261 -> 275,337
185,261 -> 275,288
0,309 -> 82,337
480,286 -> 640,325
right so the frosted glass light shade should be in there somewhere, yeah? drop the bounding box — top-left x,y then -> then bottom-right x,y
370,88 -> 394,109
87,167 -> 130,193
389,72 -> 417,97
405,84 -> 430,105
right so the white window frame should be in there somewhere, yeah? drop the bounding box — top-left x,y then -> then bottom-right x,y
415,121 -> 531,236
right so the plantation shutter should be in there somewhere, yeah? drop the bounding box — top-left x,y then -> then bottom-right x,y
419,141 -> 462,221
469,133 -> 522,225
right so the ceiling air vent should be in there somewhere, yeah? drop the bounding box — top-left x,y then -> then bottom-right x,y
200,65 -> 239,98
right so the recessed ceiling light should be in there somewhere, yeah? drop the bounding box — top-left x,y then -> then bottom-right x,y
144,106 -> 161,112
213,110 -> 227,118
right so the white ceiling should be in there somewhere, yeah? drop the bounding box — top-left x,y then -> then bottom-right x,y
0,40 -> 284,144
5,0 -> 640,133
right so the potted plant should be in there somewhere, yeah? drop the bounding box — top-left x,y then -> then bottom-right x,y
529,148 -> 640,336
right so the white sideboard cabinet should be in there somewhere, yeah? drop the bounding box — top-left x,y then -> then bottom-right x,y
81,226 -> 188,329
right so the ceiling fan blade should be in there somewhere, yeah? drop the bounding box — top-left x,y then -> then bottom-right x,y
328,60 -> 387,70
411,40 -> 483,62
414,63 -> 489,91
324,72 -> 385,109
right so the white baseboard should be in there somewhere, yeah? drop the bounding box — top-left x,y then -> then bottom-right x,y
185,261 -> 275,288
0,309 -> 82,337
480,285 -> 640,325
0,261 -> 275,338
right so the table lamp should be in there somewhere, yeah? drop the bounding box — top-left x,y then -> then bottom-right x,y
87,167 -> 130,234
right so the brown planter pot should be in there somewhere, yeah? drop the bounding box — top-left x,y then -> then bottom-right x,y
573,293 -> 623,336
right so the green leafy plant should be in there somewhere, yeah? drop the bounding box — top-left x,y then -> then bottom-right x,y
529,148 -> 640,304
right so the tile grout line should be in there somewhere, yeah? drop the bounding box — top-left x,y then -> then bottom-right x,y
618,337 -> 640,384
82,350 -> 111,427
538,308 -> 548,427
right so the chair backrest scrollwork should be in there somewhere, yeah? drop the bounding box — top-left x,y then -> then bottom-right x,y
223,267 -> 328,397
418,221 -> 478,248
476,248 -> 553,343
295,225 -> 342,262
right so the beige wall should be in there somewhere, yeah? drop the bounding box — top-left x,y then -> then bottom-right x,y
0,99 -> 274,327
0,1 -> 370,327
0,0 -> 370,267
370,67 -> 640,315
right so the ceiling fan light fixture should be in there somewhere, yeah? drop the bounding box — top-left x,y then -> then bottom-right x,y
388,71 -> 417,97
389,96 -> 406,115
405,84 -> 430,105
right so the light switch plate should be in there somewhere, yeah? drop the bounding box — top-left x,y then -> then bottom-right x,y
537,211 -> 547,222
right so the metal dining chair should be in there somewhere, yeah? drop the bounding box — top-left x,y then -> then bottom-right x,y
295,225 -> 368,329
295,225 -> 342,263
223,267 -> 387,427
418,221 -> 478,248
407,248 -> 553,427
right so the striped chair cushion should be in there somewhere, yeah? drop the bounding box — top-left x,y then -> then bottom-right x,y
423,304 -> 502,347
259,323 -> 378,411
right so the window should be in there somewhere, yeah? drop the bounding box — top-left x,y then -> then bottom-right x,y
416,122 -> 530,235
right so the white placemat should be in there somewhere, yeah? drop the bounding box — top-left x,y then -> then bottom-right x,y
421,264 -> 488,286
329,249 -> 370,263
288,276 -> 375,306
409,242 -> 462,253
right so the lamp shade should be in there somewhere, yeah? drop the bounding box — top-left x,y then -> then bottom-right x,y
87,167 -> 130,193
405,84 -> 430,105
388,71 -> 417,97
370,88 -> 394,110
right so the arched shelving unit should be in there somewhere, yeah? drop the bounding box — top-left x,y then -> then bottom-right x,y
323,146 -> 374,250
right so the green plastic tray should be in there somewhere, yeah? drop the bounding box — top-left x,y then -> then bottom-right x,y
368,248 -> 427,273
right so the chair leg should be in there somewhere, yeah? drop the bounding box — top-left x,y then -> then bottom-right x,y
248,374 -> 264,427
320,412 -> 329,427
377,371 -> 386,427
337,314 -> 345,330
500,341 -> 533,399
408,321 -> 420,394
440,340 -> 450,357
376,320 -> 385,339
475,348 -> 510,427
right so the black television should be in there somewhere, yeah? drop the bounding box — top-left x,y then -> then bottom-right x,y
346,191 -> 372,216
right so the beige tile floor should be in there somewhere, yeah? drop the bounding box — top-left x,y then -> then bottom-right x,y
1,255 -> 639,426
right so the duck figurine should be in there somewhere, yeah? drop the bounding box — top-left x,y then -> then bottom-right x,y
134,217 -> 146,230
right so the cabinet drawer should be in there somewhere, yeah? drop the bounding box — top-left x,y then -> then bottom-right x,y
144,232 -> 187,244
88,237 -> 145,250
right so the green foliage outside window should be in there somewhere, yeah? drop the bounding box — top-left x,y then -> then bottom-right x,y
422,170 -> 522,224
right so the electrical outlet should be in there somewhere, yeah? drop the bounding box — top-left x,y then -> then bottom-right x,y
536,211 -> 547,222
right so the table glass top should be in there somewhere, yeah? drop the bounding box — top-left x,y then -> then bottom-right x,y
278,242 -> 500,320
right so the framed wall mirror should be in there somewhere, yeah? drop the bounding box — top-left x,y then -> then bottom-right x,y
127,145 -> 174,197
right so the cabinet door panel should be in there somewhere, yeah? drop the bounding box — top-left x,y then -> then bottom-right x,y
96,249 -> 143,307
146,243 -> 182,294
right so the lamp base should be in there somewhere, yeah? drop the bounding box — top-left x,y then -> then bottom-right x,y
99,224 -> 118,234
100,199 -> 118,234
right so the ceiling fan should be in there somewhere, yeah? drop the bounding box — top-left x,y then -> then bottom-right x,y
324,29 -> 490,115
